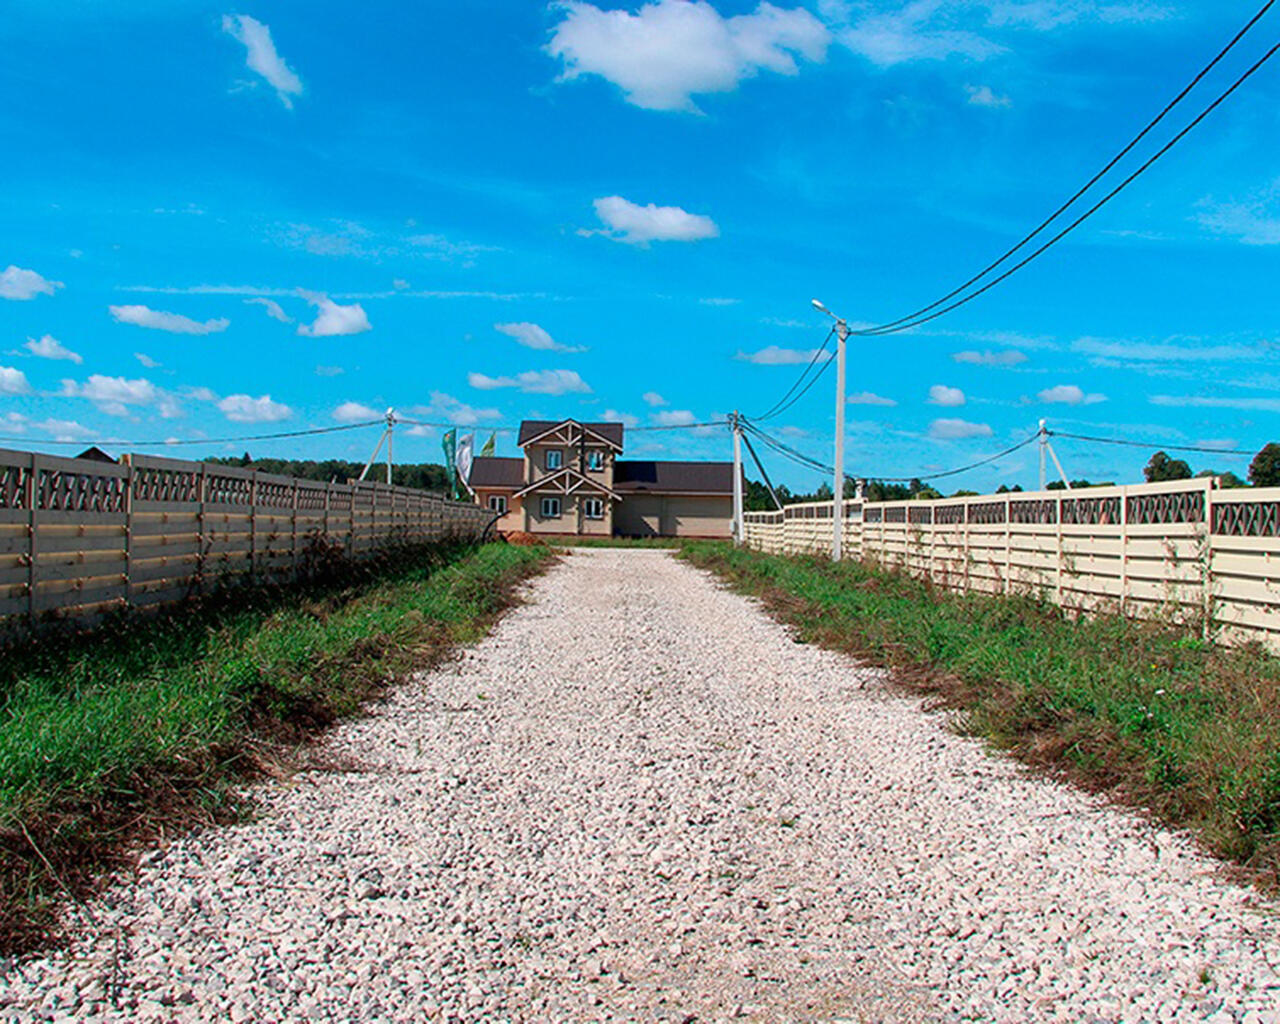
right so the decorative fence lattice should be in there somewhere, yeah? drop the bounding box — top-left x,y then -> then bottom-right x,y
743,478 -> 1280,651
0,448 -> 492,630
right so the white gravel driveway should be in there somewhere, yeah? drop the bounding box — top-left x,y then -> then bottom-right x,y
3,547 -> 1280,1023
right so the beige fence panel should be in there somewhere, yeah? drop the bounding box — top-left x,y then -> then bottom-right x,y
743,477 -> 1280,652
0,447 -> 490,634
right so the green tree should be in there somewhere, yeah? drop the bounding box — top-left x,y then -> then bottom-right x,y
1144,451 -> 1192,483
1249,443 -> 1280,487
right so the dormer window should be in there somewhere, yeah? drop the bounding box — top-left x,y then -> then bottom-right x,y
545,449 -> 563,471
586,450 -> 604,471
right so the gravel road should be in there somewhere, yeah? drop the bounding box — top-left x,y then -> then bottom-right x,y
3,547 -> 1280,1022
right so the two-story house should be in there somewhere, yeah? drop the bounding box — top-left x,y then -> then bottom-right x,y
469,418 -> 736,538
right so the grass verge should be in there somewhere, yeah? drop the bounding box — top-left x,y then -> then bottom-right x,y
682,541 -> 1280,882
0,540 -> 554,953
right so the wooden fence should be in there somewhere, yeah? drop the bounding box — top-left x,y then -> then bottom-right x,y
0,448 -> 492,630
743,477 -> 1280,650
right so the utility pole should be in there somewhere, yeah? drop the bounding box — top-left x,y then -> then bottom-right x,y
731,411 -> 744,547
1039,418 -> 1047,492
813,300 -> 849,561
385,407 -> 394,485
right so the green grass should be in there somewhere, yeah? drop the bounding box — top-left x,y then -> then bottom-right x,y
682,541 -> 1280,879
0,540 -> 553,949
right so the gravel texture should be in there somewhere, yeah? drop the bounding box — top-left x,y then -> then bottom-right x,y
3,547 -> 1280,1022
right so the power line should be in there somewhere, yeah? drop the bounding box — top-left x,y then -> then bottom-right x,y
1048,430 -> 1255,457
858,1 -> 1275,336
753,327 -> 835,421
0,419 -> 385,449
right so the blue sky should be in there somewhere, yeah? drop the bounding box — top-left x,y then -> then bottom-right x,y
3,1 -> 1279,491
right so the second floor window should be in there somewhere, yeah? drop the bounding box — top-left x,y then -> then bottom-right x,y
488,495 -> 507,514
545,449 -> 563,471
586,450 -> 604,471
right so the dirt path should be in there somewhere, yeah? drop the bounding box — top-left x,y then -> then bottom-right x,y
2,548 -> 1279,1022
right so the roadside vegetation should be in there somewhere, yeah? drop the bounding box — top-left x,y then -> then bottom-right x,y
0,540 -> 553,952
682,541 -> 1280,882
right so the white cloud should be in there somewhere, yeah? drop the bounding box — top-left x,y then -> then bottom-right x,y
547,0 -> 829,112
837,6 -> 1002,67
34,418 -> 93,442
1197,186 -> 1280,246
407,234 -> 501,263
222,14 -> 303,109
588,196 -> 719,245
217,393 -> 292,423
734,345 -> 821,365
985,1 -> 1173,30
928,384 -> 966,406
467,369 -> 592,395
1151,395 -> 1280,413
407,392 -> 502,426
847,391 -> 897,406
494,322 -> 585,353
1037,383 -> 1106,405
60,374 -> 182,418
296,291 -> 372,337
953,348 -> 1027,367
929,418 -> 993,440
135,352 -> 161,369
966,83 -> 1010,108
315,365 -> 344,377
333,401 -> 382,423
699,297 -> 740,306
0,265 -> 63,301
109,304 -> 230,335
393,278 -> 410,290
652,409 -> 698,427
25,335 -> 82,364
0,367 -> 32,395
604,409 -> 641,427
1072,337 -> 1262,363
245,297 -> 293,323
643,391 -> 668,407
186,387 -> 218,402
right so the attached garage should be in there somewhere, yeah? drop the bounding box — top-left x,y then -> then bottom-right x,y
612,461 -> 736,539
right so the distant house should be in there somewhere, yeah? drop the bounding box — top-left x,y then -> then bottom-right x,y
75,446 -> 116,464
469,418 -> 736,538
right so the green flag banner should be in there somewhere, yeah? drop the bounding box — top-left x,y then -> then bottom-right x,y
480,433 -> 495,458
442,429 -> 457,499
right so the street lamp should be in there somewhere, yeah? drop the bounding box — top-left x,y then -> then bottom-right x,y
812,299 -> 850,561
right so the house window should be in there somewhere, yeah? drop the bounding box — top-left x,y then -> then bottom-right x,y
545,449 -> 563,471
583,497 -> 604,520
541,497 -> 561,519
488,495 -> 507,514
586,450 -> 604,471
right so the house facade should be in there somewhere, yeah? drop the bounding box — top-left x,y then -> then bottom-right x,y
469,418 -> 735,538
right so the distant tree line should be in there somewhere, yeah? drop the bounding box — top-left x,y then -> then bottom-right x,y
204,453 -> 452,494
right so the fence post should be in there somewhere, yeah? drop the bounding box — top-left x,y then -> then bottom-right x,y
963,499 -> 972,593
26,453 -> 38,624
1055,492 -> 1063,606
1003,495 -> 1012,596
249,470 -> 258,580
1203,476 -> 1215,639
1119,485 -> 1129,617
197,463 -> 207,597
291,480 -> 300,582
124,461 -> 134,610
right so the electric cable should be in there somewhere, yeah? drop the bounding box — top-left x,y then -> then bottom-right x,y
753,327 -> 835,421
0,419 -> 385,449
1048,430 -> 1254,456
858,1 -> 1275,336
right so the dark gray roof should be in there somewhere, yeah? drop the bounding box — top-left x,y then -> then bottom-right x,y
469,457 -> 524,489
517,419 -> 625,450
614,460 -> 737,495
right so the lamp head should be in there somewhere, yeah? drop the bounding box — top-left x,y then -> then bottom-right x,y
811,298 -> 829,314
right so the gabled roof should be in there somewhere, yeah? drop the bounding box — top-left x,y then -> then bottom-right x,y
514,467 -> 622,500
517,419 -> 625,451
469,456 -> 524,489
614,460 -> 738,495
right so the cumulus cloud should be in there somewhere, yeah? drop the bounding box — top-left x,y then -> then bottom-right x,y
652,409 -> 698,427
604,409 -> 641,427
0,367 -> 32,395
494,322 -> 585,353
587,196 -> 719,245
408,391 -> 502,426
60,374 -> 181,418
135,352 -> 161,369
928,384 -> 966,406
966,83 -> 1011,107
217,393 -> 292,423
929,418 -> 993,440
467,369 -> 592,396
1037,383 -> 1106,405
953,348 -> 1027,367
222,14 -> 303,109
734,345 -> 821,365
296,291 -> 372,337
109,304 -> 230,334
547,0 -> 830,112
643,391 -> 668,407
186,387 -> 218,402
333,401 -> 381,423
847,391 -> 896,406
34,418 -> 93,442
0,265 -> 63,301
245,297 -> 293,323
25,335 -> 82,364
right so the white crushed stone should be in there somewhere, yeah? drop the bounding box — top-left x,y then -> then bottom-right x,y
2,547 -> 1279,1022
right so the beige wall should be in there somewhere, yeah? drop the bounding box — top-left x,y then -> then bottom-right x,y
474,489 -> 522,533
524,493 -> 613,535
614,494 -> 732,538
